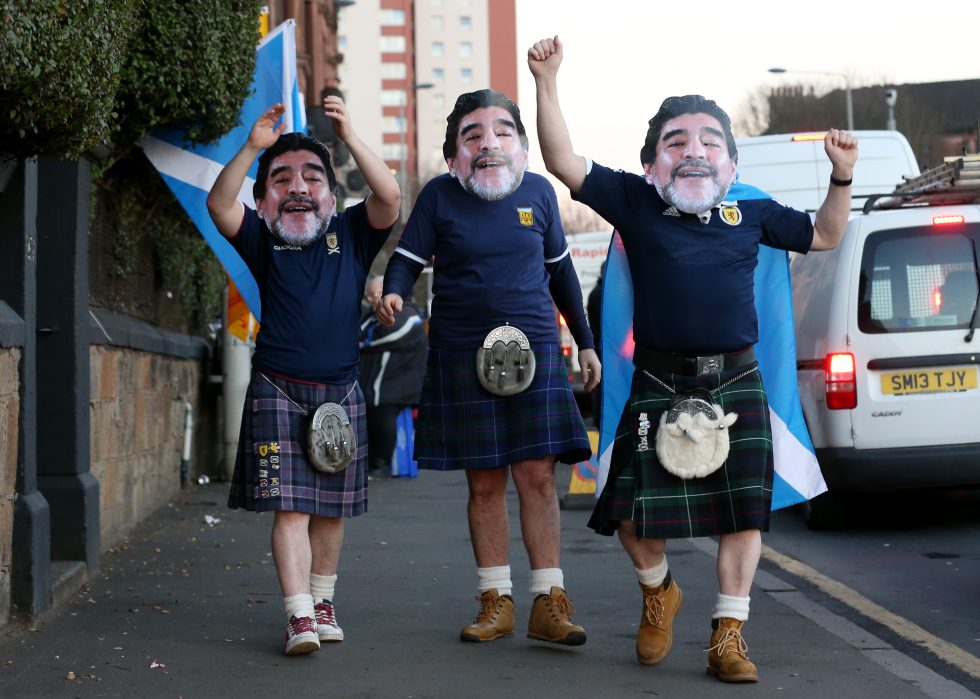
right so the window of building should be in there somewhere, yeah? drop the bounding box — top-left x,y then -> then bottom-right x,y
380,36 -> 406,52
459,15 -> 471,29
432,68 -> 445,82
432,41 -> 444,57
459,41 -> 472,57
382,143 -> 407,160
431,16 -> 444,31
380,9 -> 405,25
380,62 -> 407,79
380,89 -> 407,107
460,67 -> 473,83
382,116 -> 407,134
432,93 -> 446,110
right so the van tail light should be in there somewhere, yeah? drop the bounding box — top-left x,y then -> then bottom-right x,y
826,352 -> 857,410
557,314 -> 573,358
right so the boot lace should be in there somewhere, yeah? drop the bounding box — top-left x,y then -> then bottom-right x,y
472,592 -> 504,623
707,626 -> 749,659
643,588 -> 668,626
546,592 -> 576,621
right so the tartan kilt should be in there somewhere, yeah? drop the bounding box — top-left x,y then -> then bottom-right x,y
415,342 -> 591,470
228,370 -> 368,517
588,363 -> 773,539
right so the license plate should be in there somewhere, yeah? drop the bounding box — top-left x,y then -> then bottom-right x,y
881,366 -> 979,395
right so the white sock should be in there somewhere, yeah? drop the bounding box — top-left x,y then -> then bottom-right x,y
283,593 -> 316,621
477,565 -> 512,597
529,568 -> 564,596
310,573 -> 337,604
712,593 -> 750,622
635,556 -> 669,588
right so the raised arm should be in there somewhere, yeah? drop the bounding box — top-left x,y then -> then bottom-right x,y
527,36 -> 588,194
325,95 -> 400,229
810,129 -> 859,251
207,103 -> 287,239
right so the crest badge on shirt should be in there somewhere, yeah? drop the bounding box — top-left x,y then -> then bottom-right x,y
721,205 -> 742,226
326,233 -> 340,254
517,207 -> 534,226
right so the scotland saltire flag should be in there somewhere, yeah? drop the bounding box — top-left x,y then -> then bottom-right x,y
596,181 -> 827,509
140,20 -> 307,321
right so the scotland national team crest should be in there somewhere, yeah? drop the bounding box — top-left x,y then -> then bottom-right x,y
721,205 -> 742,226
326,233 -> 340,254
517,207 -> 534,226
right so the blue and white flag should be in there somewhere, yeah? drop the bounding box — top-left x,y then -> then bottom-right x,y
597,181 -> 827,509
141,20 -> 306,321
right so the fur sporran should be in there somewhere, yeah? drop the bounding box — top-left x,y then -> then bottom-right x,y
655,390 -> 738,479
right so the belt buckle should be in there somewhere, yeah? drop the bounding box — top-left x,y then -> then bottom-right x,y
696,354 -> 723,375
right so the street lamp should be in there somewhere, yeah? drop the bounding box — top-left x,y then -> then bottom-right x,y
769,67 -> 854,131
398,82 -> 435,221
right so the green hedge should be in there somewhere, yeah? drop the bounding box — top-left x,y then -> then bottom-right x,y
0,0 -> 139,159
114,0 -> 261,148
0,0 -> 261,159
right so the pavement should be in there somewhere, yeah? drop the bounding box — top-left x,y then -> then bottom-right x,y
0,466 -> 976,699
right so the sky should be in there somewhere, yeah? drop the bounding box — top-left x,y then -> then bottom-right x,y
514,0 -> 980,176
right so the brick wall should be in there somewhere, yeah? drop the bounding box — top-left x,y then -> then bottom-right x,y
0,348 -> 21,625
89,347 -> 203,550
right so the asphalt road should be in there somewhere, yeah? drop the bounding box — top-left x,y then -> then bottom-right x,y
0,468 -> 976,698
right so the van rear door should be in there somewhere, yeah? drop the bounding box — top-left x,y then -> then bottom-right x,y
847,210 -> 980,450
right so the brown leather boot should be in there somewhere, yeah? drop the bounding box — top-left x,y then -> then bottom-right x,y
527,586 -> 587,646
459,589 -> 515,642
706,617 -> 759,682
636,570 -> 683,665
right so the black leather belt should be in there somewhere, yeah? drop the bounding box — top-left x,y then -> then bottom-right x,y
633,345 -> 756,376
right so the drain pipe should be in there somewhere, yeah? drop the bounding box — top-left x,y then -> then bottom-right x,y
181,400 -> 194,487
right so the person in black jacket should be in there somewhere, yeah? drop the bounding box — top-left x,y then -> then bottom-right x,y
359,275 -> 427,479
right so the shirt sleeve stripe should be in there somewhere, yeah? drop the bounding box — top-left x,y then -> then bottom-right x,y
544,248 -> 570,264
395,247 -> 428,265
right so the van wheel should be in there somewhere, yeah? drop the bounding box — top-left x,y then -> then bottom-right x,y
802,492 -> 847,530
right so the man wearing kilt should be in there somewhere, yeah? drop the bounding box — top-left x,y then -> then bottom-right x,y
530,36 -> 858,681
378,89 -> 601,646
207,99 -> 400,655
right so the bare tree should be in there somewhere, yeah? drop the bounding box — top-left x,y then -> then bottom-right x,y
560,198 -> 611,234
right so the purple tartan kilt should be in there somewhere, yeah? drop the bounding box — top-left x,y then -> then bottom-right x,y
588,363 -> 773,539
227,370 -> 368,517
415,342 -> 591,470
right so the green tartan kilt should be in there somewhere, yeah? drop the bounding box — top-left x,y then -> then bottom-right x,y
588,363 -> 773,539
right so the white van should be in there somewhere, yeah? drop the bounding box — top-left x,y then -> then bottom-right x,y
791,165 -> 980,528
560,230 -> 610,396
735,130 -> 920,211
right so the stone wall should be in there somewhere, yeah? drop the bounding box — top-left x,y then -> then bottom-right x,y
89,347 -> 203,550
0,348 -> 21,625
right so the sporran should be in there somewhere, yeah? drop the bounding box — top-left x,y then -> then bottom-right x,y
652,386 -> 739,480
260,373 -> 356,473
476,325 -> 536,396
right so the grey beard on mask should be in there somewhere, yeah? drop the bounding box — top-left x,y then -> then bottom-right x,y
455,151 -> 526,201
261,196 -> 336,247
652,160 -> 732,215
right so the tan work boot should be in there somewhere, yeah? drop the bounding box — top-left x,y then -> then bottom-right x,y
527,586 -> 587,646
459,589 -> 515,642
706,617 -> 759,683
636,570 -> 684,665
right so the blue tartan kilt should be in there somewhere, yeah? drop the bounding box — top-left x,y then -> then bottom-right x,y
227,370 -> 368,517
414,342 -> 591,470
588,363 -> 773,539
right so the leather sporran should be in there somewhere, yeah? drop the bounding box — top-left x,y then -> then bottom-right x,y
476,325 -> 536,396
306,402 -> 355,474
655,389 -> 738,479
